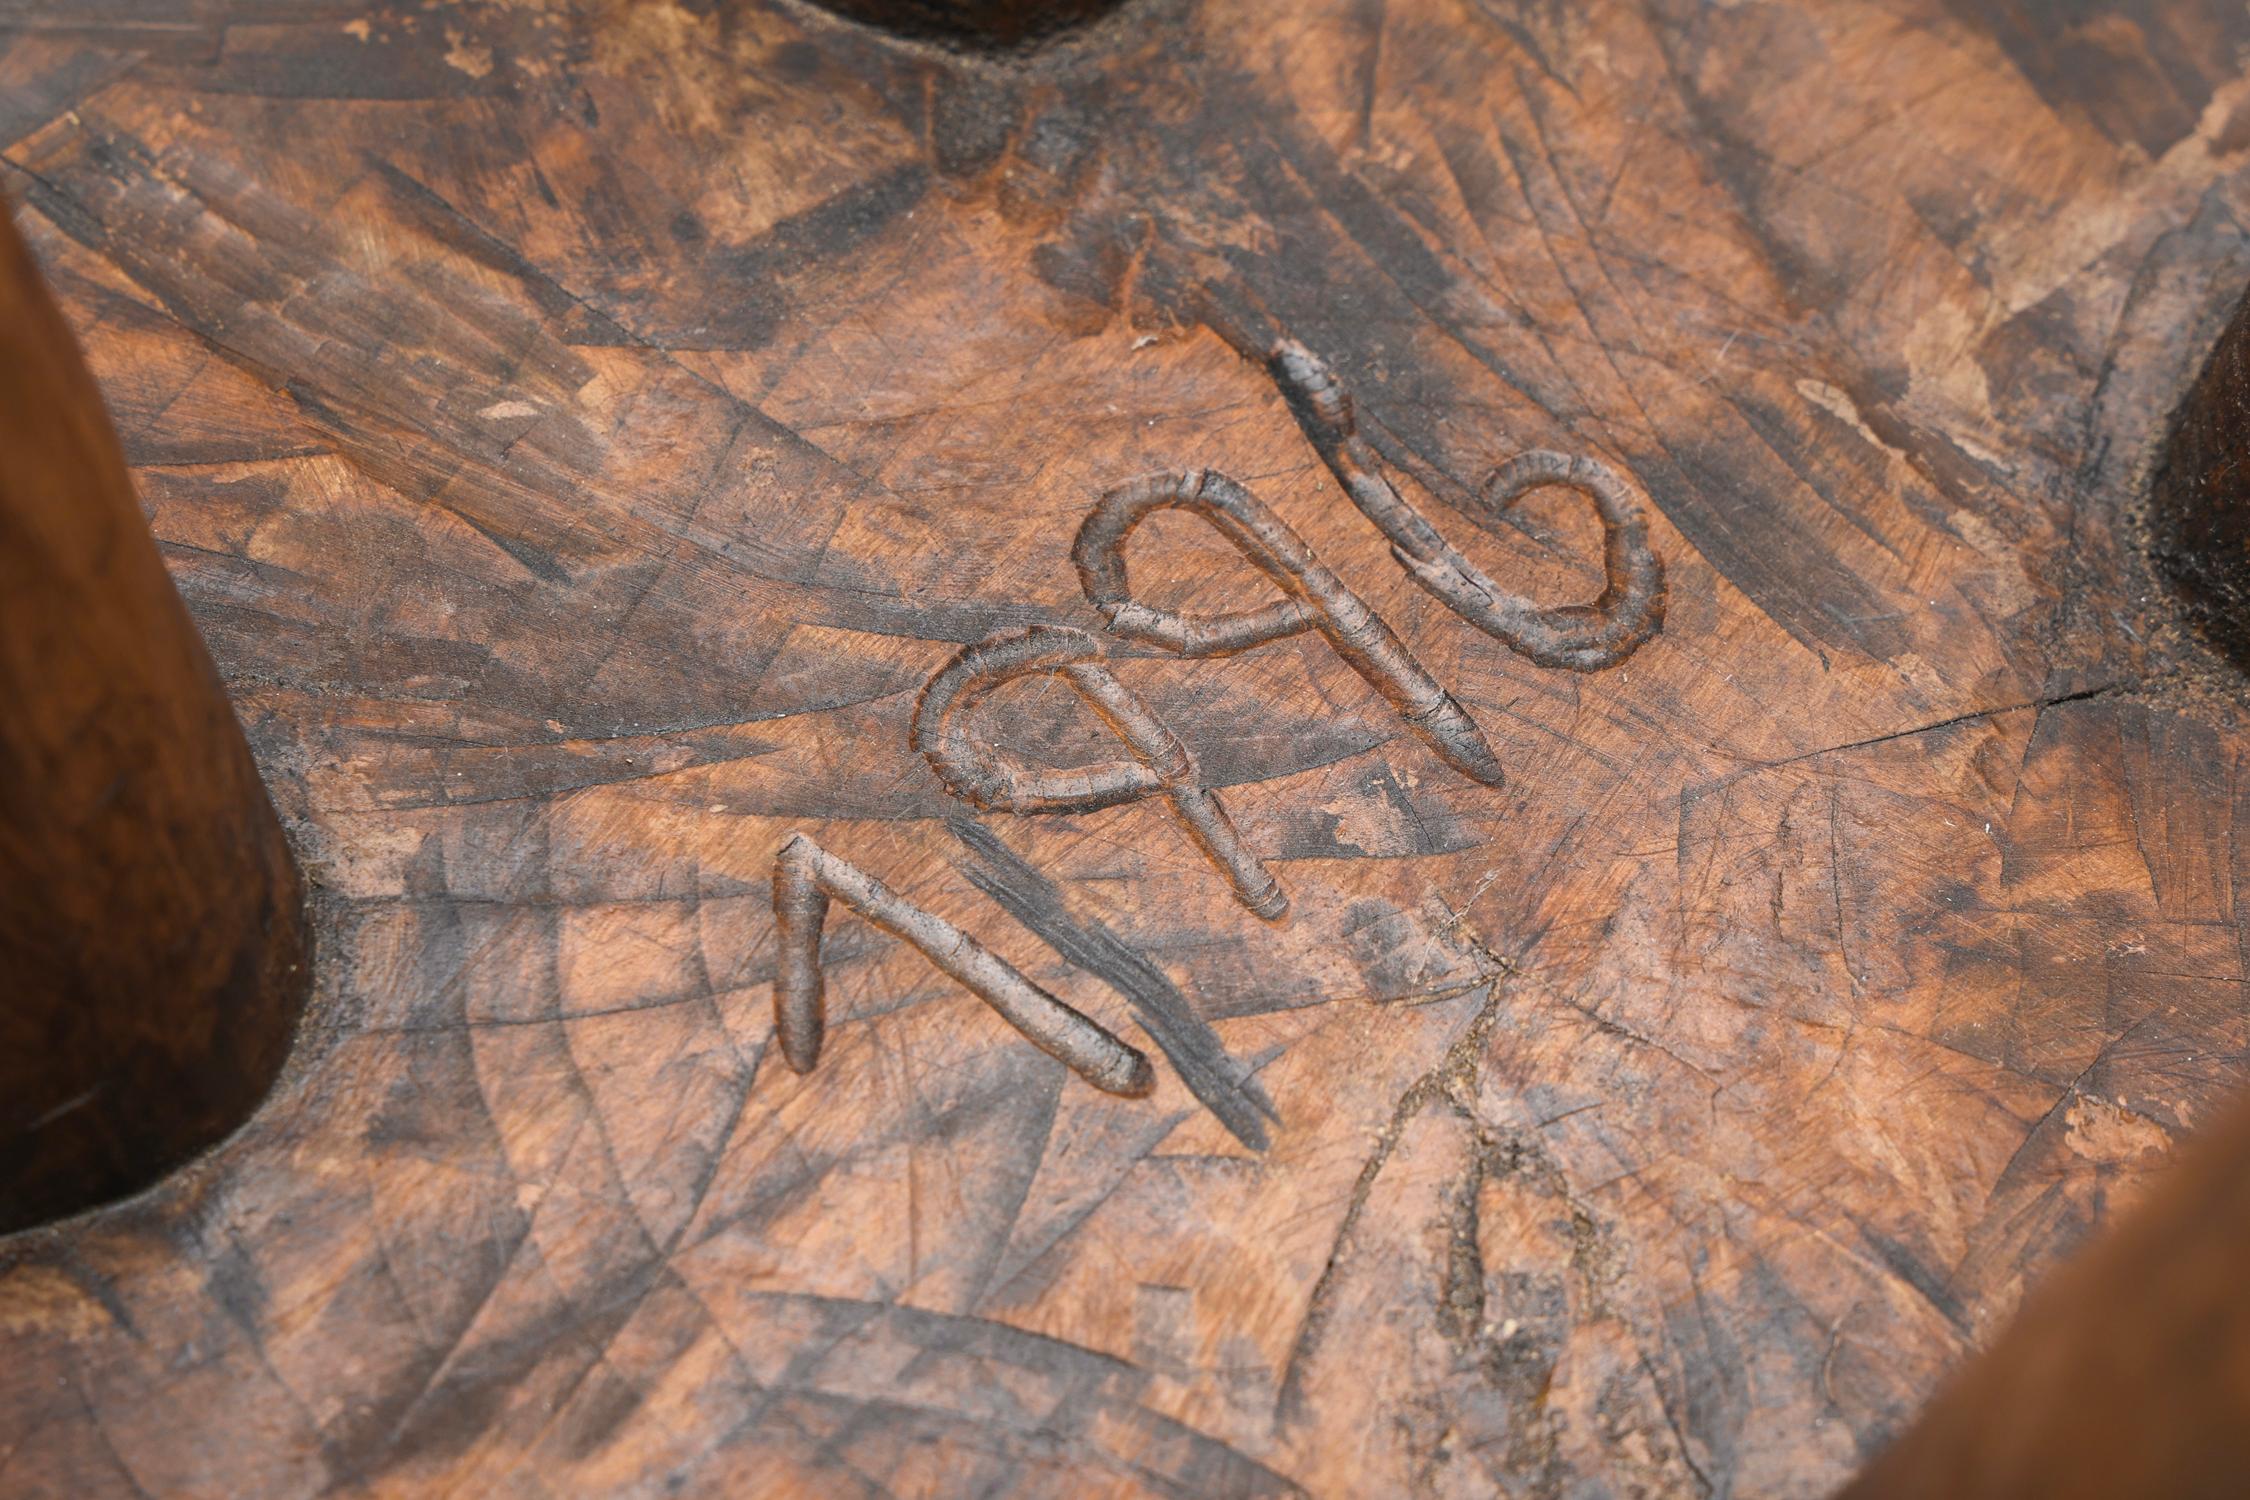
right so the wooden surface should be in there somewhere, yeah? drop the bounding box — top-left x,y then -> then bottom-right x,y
0,201 -> 304,1231
1841,1081 -> 2250,1499
5,0 -> 2250,1493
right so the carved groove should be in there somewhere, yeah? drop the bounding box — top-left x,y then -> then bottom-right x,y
914,624 -> 1287,919
1073,469 -> 1508,789
772,833 -> 1156,1096
1269,341 -> 1666,673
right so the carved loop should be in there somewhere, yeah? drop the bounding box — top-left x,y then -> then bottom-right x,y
913,624 -> 1286,920
1072,472 -> 1320,655
1270,340 -> 1666,673
915,625 -> 1166,813
1073,470 -> 1506,789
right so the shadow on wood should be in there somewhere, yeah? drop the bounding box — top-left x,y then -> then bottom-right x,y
803,0 -> 1132,49
2152,285 -> 2250,677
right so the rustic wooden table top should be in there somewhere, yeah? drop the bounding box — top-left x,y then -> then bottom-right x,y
6,1 -> 2250,1494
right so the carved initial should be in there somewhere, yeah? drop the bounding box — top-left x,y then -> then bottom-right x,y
913,624 -> 1287,919
1269,340 -> 1667,672
771,834 -> 1155,1097
1072,468 -> 1508,789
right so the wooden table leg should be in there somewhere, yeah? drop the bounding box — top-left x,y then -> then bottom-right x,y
0,201 -> 307,1233
2153,289 -> 2250,677
804,0 -> 1131,49
1841,1087 -> 2250,1498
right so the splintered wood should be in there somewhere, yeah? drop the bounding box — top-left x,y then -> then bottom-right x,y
4,0 -> 2250,1495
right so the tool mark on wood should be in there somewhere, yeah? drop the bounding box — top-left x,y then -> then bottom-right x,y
772,834 -> 1155,1097
914,624 -> 1286,919
947,815 -> 1279,1149
1073,469 -> 1507,789
1268,341 -> 1666,672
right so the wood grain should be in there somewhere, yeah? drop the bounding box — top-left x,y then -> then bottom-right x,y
4,0 -> 2250,1493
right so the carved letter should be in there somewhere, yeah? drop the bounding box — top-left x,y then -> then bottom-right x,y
913,624 -> 1286,920
1269,340 -> 1666,673
771,834 -> 1155,1097
1072,469 -> 1507,789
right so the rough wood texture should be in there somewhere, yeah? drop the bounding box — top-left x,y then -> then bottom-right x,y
5,0 -> 2250,1493
1840,1084 -> 2250,1498
0,200 -> 305,1233
1836,260 -> 2250,1500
